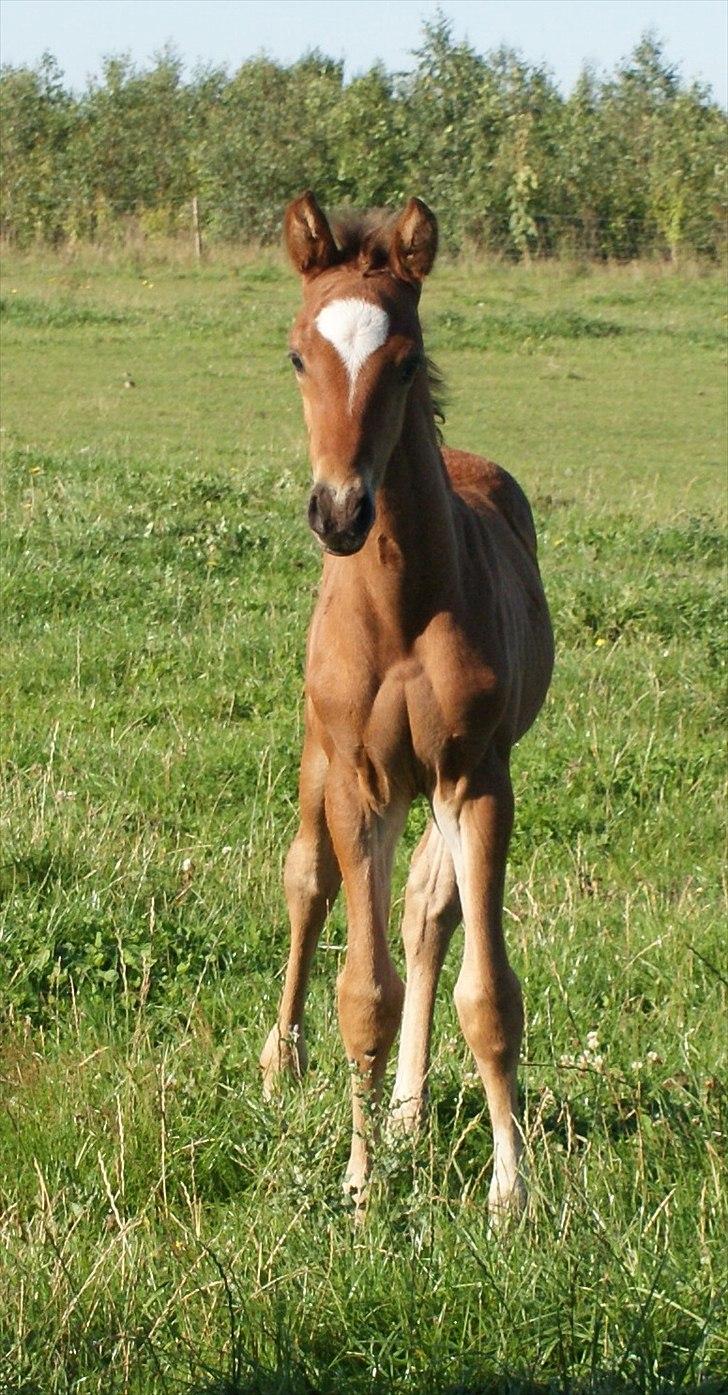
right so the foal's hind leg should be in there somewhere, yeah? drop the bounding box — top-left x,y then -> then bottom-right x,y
260,731 -> 340,1095
435,751 -> 527,1220
390,820 -> 460,1133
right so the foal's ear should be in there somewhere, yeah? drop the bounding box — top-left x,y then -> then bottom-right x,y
390,198 -> 438,285
284,191 -> 337,276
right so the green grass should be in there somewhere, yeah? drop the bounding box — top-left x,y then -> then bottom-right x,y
0,248 -> 726,1395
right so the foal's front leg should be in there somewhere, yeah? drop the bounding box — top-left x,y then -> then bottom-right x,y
260,733 -> 341,1094
435,751 -> 527,1220
325,768 -> 406,1209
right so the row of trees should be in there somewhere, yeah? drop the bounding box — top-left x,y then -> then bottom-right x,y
1,20 -> 726,260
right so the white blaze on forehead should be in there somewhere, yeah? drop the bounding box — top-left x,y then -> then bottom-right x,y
315,297 -> 389,401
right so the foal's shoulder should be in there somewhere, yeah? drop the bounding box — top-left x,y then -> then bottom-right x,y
441,447 -> 538,562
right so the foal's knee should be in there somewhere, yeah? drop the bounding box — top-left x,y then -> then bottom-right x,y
284,831 -> 334,915
337,961 -> 404,1073
284,833 -> 315,897
454,967 -> 523,1070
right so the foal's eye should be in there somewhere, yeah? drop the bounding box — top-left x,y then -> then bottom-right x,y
399,353 -> 421,384
288,350 -> 304,374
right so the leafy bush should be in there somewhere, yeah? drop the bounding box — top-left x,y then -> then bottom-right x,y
1,24 -> 725,258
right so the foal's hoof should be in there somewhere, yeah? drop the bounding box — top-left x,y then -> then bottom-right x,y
487,1172 -> 528,1229
259,1024 -> 307,1098
388,1094 -> 426,1137
343,1172 -> 370,1222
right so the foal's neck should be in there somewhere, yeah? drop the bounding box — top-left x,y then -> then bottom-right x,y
351,375 -> 459,630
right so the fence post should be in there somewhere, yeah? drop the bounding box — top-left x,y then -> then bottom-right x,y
192,196 -> 202,261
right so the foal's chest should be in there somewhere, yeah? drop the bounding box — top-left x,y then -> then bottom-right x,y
308,610 -> 503,795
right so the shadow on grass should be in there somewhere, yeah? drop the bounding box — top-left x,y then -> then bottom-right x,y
429,1075 -> 718,1161
173,1296 -> 724,1395
183,1367 -> 728,1395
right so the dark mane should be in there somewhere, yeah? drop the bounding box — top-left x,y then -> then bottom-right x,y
425,356 -> 446,440
329,208 -> 395,270
329,208 -> 446,438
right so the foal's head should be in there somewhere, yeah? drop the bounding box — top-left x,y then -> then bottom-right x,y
284,192 -> 438,555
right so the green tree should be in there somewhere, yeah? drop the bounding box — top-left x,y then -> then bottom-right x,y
649,84 -> 727,261
0,53 -> 75,243
198,53 -> 343,242
76,48 -> 192,235
1,27 -> 725,258
482,49 -> 561,258
552,69 -> 613,256
330,66 -> 405,208
402,15 -> 486,246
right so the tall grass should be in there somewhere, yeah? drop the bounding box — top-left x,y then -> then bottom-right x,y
0,252 -> 725,1393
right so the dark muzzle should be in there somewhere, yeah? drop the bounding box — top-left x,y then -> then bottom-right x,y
308,482 -> 375,555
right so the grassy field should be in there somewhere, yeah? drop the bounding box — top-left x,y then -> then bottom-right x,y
0,246 -> 726,1395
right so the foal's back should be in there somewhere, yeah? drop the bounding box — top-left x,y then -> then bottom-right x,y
441,446 -> 553,746
444,447 -> 539,561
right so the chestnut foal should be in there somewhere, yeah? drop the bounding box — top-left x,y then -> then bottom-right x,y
260,193 -> 553,1218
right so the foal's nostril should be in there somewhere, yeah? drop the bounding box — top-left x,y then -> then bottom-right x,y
350,488 -> 374,537
307,483 -> 331,538
307,489 -> 321,534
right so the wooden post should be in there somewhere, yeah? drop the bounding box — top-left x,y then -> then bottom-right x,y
192,196 -> 202,261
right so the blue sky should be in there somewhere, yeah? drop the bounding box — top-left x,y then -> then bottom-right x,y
1,0 -> 726,104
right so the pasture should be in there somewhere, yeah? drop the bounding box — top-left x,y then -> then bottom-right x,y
0,248 -> 725,1394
